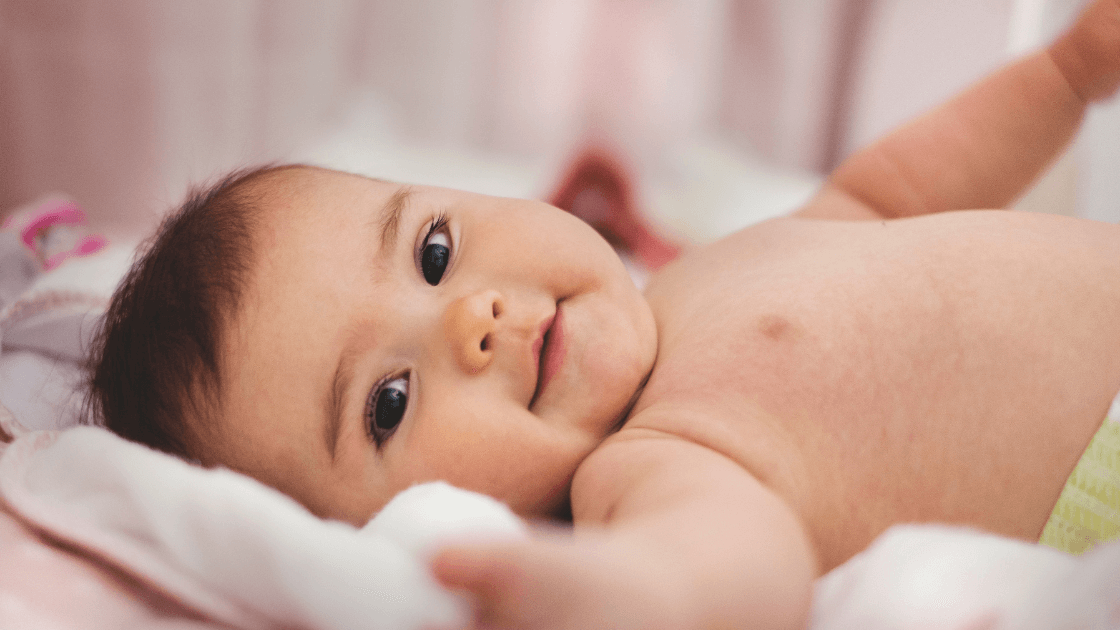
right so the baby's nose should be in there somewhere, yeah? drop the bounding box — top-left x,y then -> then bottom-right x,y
443,289 -> 504,373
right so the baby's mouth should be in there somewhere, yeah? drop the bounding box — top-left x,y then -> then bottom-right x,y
529,306 -> 562,409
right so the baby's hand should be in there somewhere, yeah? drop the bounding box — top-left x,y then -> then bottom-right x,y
431,534 -> 691,630
1051,0 -> 1120,102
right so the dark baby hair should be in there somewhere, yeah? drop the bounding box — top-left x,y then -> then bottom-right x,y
85,164 -> 299,458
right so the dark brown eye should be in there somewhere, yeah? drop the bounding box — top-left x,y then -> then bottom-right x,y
421,232 -> 450,285
367,375 -> 408,442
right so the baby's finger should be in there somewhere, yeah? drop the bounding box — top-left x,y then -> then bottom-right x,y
434,540 -> 598,630
431,544 -> 518,592
431,544 -> 533,627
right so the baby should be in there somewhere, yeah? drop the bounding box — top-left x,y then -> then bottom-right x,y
89,2 -> 1120,628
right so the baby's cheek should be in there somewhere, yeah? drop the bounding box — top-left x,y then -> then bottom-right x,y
585,329 -> 651,404
398,401 -> 514,478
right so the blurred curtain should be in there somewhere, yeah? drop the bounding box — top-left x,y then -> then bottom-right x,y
0,0 -> 869,234
1,0 -> 369,234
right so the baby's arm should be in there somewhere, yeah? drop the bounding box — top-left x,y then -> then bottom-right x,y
433,434 -> 817,630
801,0 -> 1120,220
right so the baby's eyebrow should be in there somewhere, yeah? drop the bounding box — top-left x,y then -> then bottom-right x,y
377,186 -> 412,252
327,347 -> 351,461
325,341 -> 359,463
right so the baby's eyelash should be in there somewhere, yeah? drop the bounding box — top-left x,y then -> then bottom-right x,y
425,212 -> 449,242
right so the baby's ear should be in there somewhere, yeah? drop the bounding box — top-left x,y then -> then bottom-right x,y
361,481 -> 527,557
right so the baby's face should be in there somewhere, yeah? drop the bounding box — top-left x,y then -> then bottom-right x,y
209,167 -> 657,524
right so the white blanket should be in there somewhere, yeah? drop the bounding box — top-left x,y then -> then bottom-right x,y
0,427 -> 524,630
2,425 -> 1119,630
813,524 -> 1120,629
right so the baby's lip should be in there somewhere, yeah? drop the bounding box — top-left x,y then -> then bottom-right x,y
529,308 -> 557,409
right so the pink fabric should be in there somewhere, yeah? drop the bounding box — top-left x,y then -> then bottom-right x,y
42,234 -> 108,271
0,497 -> 218,629
0,432 -> 272,630
6,198 -> 109,270
16,201 -> 86,250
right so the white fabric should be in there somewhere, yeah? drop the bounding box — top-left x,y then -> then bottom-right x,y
812,525 -> 1120,630
0,239 -> 136,433
0,427 -> 525,630
0,350 -> 86,433
4,426 -> 1120,630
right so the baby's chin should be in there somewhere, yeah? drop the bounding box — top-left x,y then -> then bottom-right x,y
564,333 -> 654,441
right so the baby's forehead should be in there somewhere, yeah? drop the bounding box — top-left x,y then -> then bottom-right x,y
256,168 -> 506,229
254,166 -> 391,205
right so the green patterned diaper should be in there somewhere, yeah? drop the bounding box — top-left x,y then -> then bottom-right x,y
1039,400 -> 1120,555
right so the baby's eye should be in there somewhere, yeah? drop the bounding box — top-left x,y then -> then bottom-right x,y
421,218 -> 451,285
366,375 -> 408,444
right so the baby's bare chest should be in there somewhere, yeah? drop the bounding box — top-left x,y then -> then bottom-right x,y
629,213 -> 1120,566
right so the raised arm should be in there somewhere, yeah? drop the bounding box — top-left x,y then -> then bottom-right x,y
801,0 -> 1120,220
432,434 -> 817,630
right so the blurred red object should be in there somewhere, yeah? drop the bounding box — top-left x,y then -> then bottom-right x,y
548,148 -> 680,270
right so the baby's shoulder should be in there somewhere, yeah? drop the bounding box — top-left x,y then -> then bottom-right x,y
569,411 -> 783,524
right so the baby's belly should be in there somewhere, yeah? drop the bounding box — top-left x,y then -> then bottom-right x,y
633,212 -> 1120,569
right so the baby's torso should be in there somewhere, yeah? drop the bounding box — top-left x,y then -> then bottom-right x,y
625,210 -> 1120,570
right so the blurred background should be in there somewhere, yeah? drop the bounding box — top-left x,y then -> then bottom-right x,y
1,0 -> 1116,247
